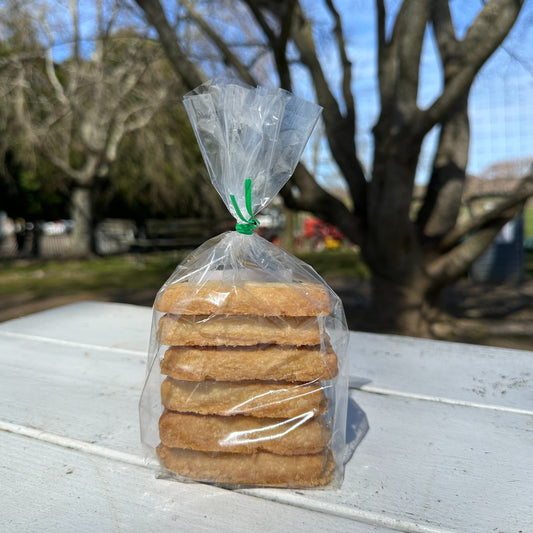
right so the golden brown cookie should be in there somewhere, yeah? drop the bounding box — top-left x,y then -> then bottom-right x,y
161,378 -> 328,418
157,444 -> 335,487
155,280 -> 331,317
161,344 -> 338,382
158,409 -> 331,455
157,314 -> 322,347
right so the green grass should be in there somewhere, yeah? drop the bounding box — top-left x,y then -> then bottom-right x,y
0,251 -> 187,299
297,248 -> 370,279
524,206 -> 533,239
0,248 -> 368,300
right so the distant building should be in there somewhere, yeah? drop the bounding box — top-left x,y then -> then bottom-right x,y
478,156 -> 533,181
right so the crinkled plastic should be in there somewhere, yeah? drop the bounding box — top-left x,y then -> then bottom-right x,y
139,79 -> 349,489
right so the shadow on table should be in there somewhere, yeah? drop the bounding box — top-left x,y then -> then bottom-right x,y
344,396 -> 369,464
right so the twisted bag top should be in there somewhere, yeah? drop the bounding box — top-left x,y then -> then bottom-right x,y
182,79 -> 322,229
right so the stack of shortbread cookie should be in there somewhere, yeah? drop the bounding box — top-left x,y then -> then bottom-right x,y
154,280 -> 339,487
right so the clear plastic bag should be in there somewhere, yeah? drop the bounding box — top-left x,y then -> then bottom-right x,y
139,79 -> 349,488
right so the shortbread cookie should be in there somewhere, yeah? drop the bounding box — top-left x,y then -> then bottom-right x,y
155,280 -> 331,316
161,378 -> 327,418
159,410 -> 330,455
157,314 -> 322,347
158,314 -> 322,347
158,315 -> 321,346
157,444 -> 335,487
161,344 -> 338,382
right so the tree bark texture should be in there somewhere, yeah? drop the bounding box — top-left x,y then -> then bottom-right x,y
70,186 -> 93,256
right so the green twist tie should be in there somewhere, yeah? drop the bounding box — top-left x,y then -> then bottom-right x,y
230,178 -> 260,235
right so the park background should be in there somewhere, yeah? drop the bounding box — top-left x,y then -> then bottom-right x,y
1,0 -> 532,348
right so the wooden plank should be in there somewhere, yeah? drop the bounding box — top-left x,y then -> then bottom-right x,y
0,336 -> 144,452
2,303 -> 532,531
248,392 -> 533,533
1,330 -> 531,532
0,301 -> 152,353
348,332 -> 533,411
1,432 -> 389,533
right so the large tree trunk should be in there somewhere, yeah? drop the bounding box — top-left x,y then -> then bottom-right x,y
69,184 -> 93,256
369,272 -> 438,337
362,121 -> 435,335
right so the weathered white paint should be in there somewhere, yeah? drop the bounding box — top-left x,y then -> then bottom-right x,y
1,302 -> 532,532
283,392 -> 533,532
2,431 -> 387,533
0,301 -> 152,352
348,331 -> 533,412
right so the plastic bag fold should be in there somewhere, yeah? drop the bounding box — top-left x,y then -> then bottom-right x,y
140,80 -> 349,489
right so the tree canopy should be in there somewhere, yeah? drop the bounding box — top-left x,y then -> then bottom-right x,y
0,0 -> 220,248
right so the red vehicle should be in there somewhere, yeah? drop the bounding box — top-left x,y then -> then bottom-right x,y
303,217 -> 344,250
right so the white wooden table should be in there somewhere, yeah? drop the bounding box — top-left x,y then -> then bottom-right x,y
1,301 -> 532,533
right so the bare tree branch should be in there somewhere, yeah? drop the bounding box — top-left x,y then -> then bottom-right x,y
324,0 -> 354,127
70,0 -> 80,62
281,163 -> 363,245
242,0 -> 367,224
275,0 -> 295,89
430,0 -> 458,60
375,0 -> 388,100
289,1 -> 367,219
44,49 -> 68,105
416,99 -> 470,239
244,0 -> 295,90
244,1 -> 276,43
181,0 -> 257,86
385,0 -> 429,118
427,219 -> 512,284
134,0 -> 205,90
416,0 -> 468,238
436,173 -> 533,253
40,14 -> 68,105
370,0 -> 431,272
102,0 -> 120,41
41,143 -> 97,185
418,0 -> 523,135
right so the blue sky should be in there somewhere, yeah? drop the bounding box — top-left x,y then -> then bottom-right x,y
303,0 -> 533,186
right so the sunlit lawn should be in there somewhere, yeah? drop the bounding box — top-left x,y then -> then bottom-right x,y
0,251 -> 186,299
0,248 -> 368,301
